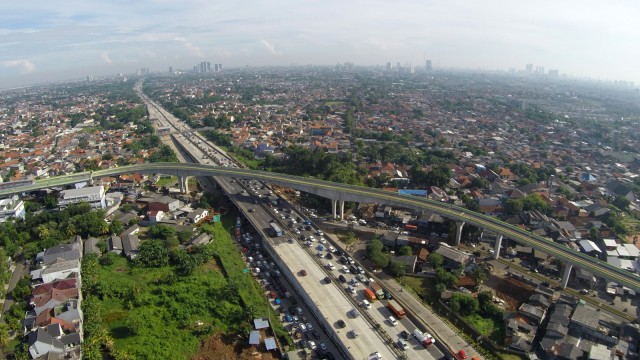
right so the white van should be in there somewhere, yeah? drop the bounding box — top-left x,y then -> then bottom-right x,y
388,316 -> 398,326
361,300 -> 371,309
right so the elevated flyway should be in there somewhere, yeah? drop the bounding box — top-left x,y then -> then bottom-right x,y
4,162 -> 640,293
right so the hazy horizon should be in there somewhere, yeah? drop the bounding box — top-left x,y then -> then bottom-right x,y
1,0 -> 639,89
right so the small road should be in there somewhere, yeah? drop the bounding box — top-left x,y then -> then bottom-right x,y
1,261 -> 25,320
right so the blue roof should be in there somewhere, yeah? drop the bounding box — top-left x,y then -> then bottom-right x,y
398,189 -> 428,196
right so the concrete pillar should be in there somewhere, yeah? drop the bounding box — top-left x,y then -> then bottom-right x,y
179,176 -> 189,194
454,221 -> 465,246
339,201 -> 345,220
184,176 -> 189,194
493,235 -> 503,260
561,264 -> 573,289
332,199 -> 337,220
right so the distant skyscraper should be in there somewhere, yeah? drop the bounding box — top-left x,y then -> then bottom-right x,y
218,64 -> 222,71
396,62 -> 401,71
386,62 -> 392,71
526,64 -> 533,72
214,63 -> 219,72
206,62 -> 211,71
169,66 -> 173,74
548,69 -> 559,78
425,60 -> 432,71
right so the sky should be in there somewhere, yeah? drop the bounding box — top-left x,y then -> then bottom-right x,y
1,0 -> 639,88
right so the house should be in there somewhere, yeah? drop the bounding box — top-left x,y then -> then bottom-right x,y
109,235 -> 123,254
58,185 -> 106,209
186,233 -> 212,248
122,233 -> 140,259
393,255 -> 417,273
435,245 -> 471,269
143,195 -> 181,212
27,325 -> 64,359
147,209 -> 165,224
40,240 -> 82,265
0,195 -> 26,222
84,237 -> 100,256
187,208 -> 209,224
31,259 -> 80,284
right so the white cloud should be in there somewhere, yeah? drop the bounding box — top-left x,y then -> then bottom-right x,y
1,59 -> 36,74
100,52 -> 112,64
260,39 -> 281,55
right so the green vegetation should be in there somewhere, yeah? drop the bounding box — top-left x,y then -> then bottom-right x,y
82,219 -> 288,359
0,203 -> 108,258
156,175 -> 177,186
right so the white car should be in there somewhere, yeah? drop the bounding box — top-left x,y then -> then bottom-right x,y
388,316 -> 398,326
308,340 -> 317,350
329,245 -> 336,252
299,323 -> 308,332
319,237 -> 327,244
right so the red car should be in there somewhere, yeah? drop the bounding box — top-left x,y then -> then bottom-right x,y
456,350 -> 467,360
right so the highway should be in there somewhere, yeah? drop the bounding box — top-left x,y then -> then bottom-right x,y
6,162 -> 639,293
141,92 -> 412,359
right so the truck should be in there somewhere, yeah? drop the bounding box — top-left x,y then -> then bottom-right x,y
387,299 -> 406,318
269,222 -> 283,237
370,282 -> 385,300
363,288 -> 377,302
413,329 -> 434,347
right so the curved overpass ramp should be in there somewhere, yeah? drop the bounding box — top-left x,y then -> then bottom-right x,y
4,162 -> 640,292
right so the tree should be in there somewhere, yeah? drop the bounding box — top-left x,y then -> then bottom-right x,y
613,196 -> 631,211
109,220 -> 124,235
386,260 -> 406,277
435,268 -> 458,289
398,246 -> 412,256
135,240 -> 169,268
450,293 -> 479,316
428,253 -> 444,268
0,322 -> 10,347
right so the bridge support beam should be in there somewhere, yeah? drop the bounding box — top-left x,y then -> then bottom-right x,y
179,176 -> 189,194
454,221 -> 465,246
332,199 -> 337,220
339,200 -> 345,220
493,235 -> 503,260
561,264 -> 573,289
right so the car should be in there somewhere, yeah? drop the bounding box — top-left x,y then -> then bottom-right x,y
356,274 -> 366,282
457,350 -> 467,359
299,323 -> 308,332
397,339 -> 409,350
369,352 -> 382,360
319,342 -> 327,352
541,281 -> 550,287
292,316 -> 299,323
347,257 -> 355,264
388,316 -> 398,326
324,276 -> 331,284
361,300 -> 371,309
349,329 -> 359,338
338,275 -> 347,283
306,323 -> 314,331
284,314 -> 293,322
300,269 -> 307,276
579,289 -> 590,295
308,340 -> 317,350
325,252 -> 333,260
296,307 -> 303,315
312,330 -> 321,339
346,285 -> 356,294
350,278 -> 359,286
357,266 -> 365,274
400,330 -> 409,339
384,290 -> 393,300
348,308 -> 360,318
329,245 -> 336,252
248,208 -> 255,212
337,319 -> 346,328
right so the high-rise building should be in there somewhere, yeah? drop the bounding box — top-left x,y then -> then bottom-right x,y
206,62 -> 211,72
214,63 -> 219,72
386,62 -> 392,71
425,60 -> 432,71
548,69 -> 559,78
526,64 -> 533,72
396,62 -> 401,72
169,66 -> 173,74
218,64 -> 222,71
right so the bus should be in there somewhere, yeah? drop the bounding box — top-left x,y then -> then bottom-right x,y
269,222 -> 283,237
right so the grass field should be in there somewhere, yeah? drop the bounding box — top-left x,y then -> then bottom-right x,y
155,175 -> 177,186
94,217 -> 289,358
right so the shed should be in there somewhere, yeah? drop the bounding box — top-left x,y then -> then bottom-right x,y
249,330 -> 260,345
253,318 -> 269,330
264,337 -> 277,350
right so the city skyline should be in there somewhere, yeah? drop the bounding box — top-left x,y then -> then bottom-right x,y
1,0 -> 639,88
